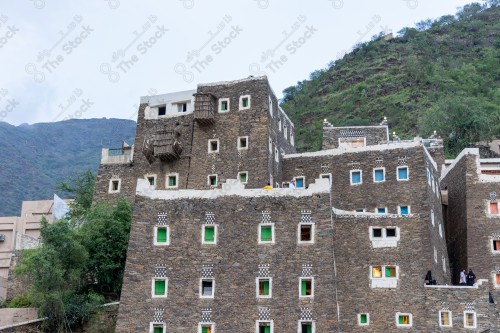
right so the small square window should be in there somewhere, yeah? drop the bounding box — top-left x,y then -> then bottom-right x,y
208,139 -> 219,153
300,277 -> 314,297
493,239 -> 500,252
371,265 -> 399,288
355,209 -> 365,212
385,266 -> 396,277
158,106 -> 166,116
154,226 -> 169,245
377,207 -> 386,214
490,202 -> 498,215
372,266 -> 382,278
320,173 -> 332,185
146,176 -> 156,186
256,321 -> 273,333
259,224 -> 274,243
202,225 -> 216,244
399,206 -> 409,215
200,279 -> 214,298
208,175 -> 218,187
464,311 -> 476,328
439,310 -> 452,327
397,166 -> 409,180
386,228 -> 397,237
152,278 -> 168,298
294,177 -> 305,188
372,228 -> 382,238
495,273 -> 500,286
219,98 -> 230,112
350,170 -> 362,185
199,324 -> 214,333
298,224 -> 314,243
166,173 -> 178,189
358,313 -> 369,326
374,168 -> 385,182
109,179 -> 121,193
177,102 -> 187,113
238,136 -> 248,150
240,95 -> 250,110
150,323 -> 166,333
238,172 -> 248,184
396,313 -> 412,327
299,321 -> 314,332
257,278 -> 272,298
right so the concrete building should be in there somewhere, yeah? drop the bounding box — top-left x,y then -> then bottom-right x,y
95,76 -> 499,332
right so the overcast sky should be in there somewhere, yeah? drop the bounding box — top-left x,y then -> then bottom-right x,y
0,0 -> 475,125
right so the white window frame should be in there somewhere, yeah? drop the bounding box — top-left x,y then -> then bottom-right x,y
198,323 -> 215,333
208,174 -> 218,187
463,311 -> 477,328
299,277 -> 314,298
439,310 -> 452,327
274,146 -> 279,163
268,96 -> 273,117
175,101 -> 188,113
489,201 -> 499,216
157,104 -> 167,116
238,136 -> 249,150
350,170 -> 362,185
290,130 -> 295,146
297,320 -> 316,332
369,226 -> 400,248
200,278 -> 215,298
376,207 -> 387,214
357,313 -> 370,326
258,223 -> 275,244
150,322 -> 166,333
493,272 -> 500,288
320,173 -> 332,185
151,277 -> 168,298
255,320 -> 273,333
238,171 -> 249,184
298,222 -> 315,244
434,247 -> 438,263
370,265 -> 399,288
284,124 -> 288,138
108,178 -> 121,193
239,95 -> 251,110
153,225 -> 170,246
145,174 -> 157,188
166,173 -> 179,189
208,139 -> 220,153
439,223 -> 443,238
442,256 -> 447,272
202,224 -> 217,245
256,277 -> 272,298
431,209 -> 435,226
395,312 -> 412,327
398,205 -> 410,215
218,97 -> 230,113
269,138 -> 272,153
373,167 -> 385,183
491,238 -> 500,253
397,166 -> 409,181
294,176 -> 305,189
278,118 -> 282,131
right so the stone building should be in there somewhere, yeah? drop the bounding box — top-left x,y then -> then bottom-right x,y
95,76 -> 499,332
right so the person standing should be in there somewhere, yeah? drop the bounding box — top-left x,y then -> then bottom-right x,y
459,269 -> 467,285
289,179 -> 296,189
467,269 -> 476,286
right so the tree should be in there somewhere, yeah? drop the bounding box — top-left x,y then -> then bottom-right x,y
57,170 -> 95,218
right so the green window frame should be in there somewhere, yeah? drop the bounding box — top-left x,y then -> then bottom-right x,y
359,313 -> 368,325
154,326 -> 163,333
260,225 -> 273,242
258,323 -> 271,333
154,279 -> 166,296
258,279 -> 270,297
156,227 -> 168,244
301,322 -> 313,333
204,225 -> 215,243
242,97 -> 249,108
300,278 -> 313,297
168,175 -> 177,187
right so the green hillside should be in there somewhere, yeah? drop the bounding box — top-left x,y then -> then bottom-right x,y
281,2 -> 500,156
0,119 -> 136,216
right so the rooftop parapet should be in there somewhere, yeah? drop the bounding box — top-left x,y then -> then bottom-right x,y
100,144 -> 134,164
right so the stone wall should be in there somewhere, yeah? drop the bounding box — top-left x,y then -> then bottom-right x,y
322,125 -> 388,150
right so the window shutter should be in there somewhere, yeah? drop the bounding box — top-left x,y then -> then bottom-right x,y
263,280 -> 269,295
264,326 -> 270,333
261,226 -> 272,241
398,168 -> 408,179
360,314 -> 367,324
205,227 -> 215,242
154,280 -> 165,295
491,202 -> 498,214
398,315 -> 403,324
202,327 -> 210,333
157,228 -> 167,243
301,280 -> 307,295
154,327 -> 163,333
496,274 -> 500,285
375,170 -> 384,181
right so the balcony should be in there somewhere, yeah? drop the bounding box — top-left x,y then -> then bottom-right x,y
194,93 -> 215,125
101,144 -> 134,164
152,129 -> 182,161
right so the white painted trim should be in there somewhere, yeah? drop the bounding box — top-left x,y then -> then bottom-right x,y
144,174 -> 157,188
438,223 -> 443,238
218,98 -> 230,113
298,222 -> 315,244
438,310 -> 452,327
238,171 -> 249,184
255,320 -> 273,333
200,278 -> 215,298
375,207 -> 387,214
208,139 -> 220,153
268,96 -> 273,118
397,166 -> 409,181
166,173 -> 179,189
493,272 -> 500,288
369,226 -> 400,248
149,322 -> 166,333
338,136 -> 366,148
153,226 -> 170,246
239,95 -> 251,110
491,237 -> 500,254
207,174 -> 218,187
373,167 -> 385,183
258,223 -> 275,244
294,176 -> 306,189
238,136 -> 249,150
463,311 -> 477,328
431,209 -> 435,226
198,323 -> 216,333
108,178 -> 121,193
398,205 -> 410,215
370,265 -> 399,288
256,277 -> 272,298
202,224 -> 217,245
357,313 -> 370,326
319,173 -> 332,185
350,170 -> 362,185
395,312 -> 412,327
299,277 -> 314,298
151,278 -> 168,298
297,320 -> 316,332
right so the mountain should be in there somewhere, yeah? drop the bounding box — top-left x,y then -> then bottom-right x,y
0,119 -> 136,216
280,2 -> 500,156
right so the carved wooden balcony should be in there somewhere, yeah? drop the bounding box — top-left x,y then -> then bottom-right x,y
194,93 -> 215,125
153,130 -> 182,162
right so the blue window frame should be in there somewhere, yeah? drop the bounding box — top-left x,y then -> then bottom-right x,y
351,171 -> 361,185
374,169 -> 384,182
295,177 -> 304,188
377,207 -> 386,214
398,167 -> 408,180
400,206 -> 409,215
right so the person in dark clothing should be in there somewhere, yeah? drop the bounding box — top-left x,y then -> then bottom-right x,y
467,269 -> 476,286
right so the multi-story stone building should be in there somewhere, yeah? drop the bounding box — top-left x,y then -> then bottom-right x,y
95,76 -> 499,332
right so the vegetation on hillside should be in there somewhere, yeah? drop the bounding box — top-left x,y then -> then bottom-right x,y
13,171 -> 132,332
281,1 -> 500,157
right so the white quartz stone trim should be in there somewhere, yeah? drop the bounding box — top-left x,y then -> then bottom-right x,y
136,178 -> 330,200
424,279 -> 488,289
140,89 -> 196,105
423,145 -> 437,170
440,148 -> 500,183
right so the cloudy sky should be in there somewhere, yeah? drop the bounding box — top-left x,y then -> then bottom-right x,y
0,0 -> 474,125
